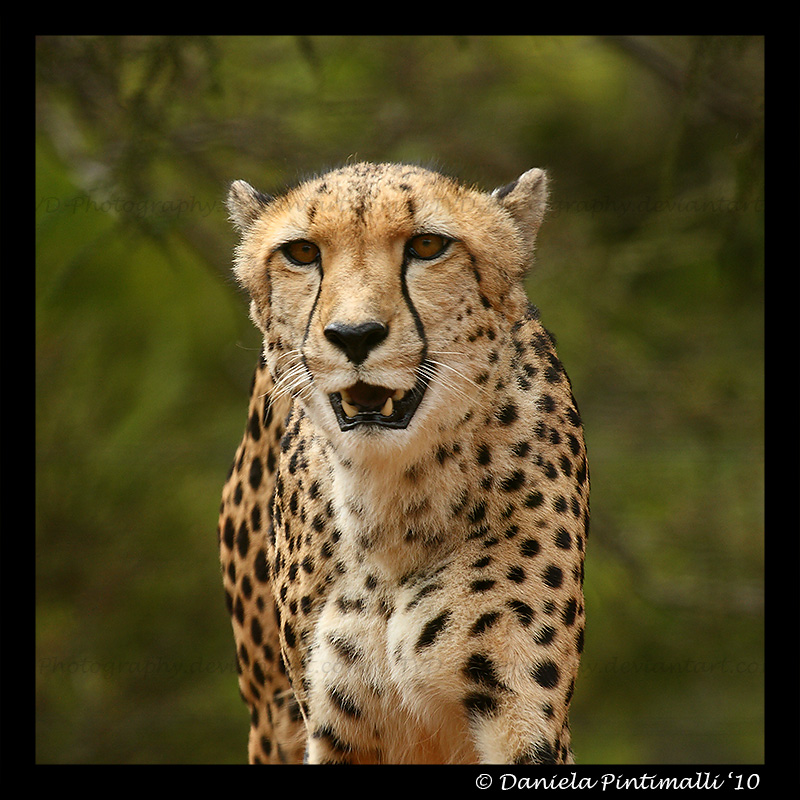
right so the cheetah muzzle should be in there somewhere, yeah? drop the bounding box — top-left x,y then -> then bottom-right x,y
219,162 -> 589,765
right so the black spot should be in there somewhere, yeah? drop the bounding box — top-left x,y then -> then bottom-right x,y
543,565 -> 563,588
312,514 -> 326,532
463,692 -> 500,717
407,582 -> 443,610
254,549 -> 270,582
470,611 -> 501,636
262,396 -> 273,428
470,579 -> 496,593
249,457 -> 263,489
223,516 -> 235,550
416,610 -> 452,650
463,653 -> 507,690
250,617 -> 263,646
506,599 -> 535,627
524,491 -> 544,508
451,490 -> 469,516
497,402 -> 518,425
536,394 -> 555,414
236,521 -> 250,558
476,443 -> 492,465
567,433 -> 580,455
500,470 -> 526,492
283,621 -> 296,649
329,687 -> 362,718
337,596 -> 366,614
328,634 -> 361,664
555,527 -> 572,549
520,538 -> 540,558
545,365 -> 562,384
553,495 -> 568,514
468,501 -> 487,524
512,441 -> 531,458
562,597 -> 578,626
532,660 -> 560,689
311,724 -> 352,755
320,540 -> 335,559
248,409 -> 261,441
534,625 -> 556,646
507,565 -> 526,583
516,739 -> 557,765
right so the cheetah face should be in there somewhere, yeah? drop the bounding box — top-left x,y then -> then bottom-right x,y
228,163 -> 548,448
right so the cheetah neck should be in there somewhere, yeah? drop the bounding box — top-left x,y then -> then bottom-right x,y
324,418 -> 479,579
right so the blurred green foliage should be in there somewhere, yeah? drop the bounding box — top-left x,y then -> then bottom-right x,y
36,35 -> 763,763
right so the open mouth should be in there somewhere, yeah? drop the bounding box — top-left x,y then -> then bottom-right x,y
329,379 -> 427,431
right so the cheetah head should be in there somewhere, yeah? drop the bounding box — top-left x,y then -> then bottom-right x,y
228,163 -> 547,451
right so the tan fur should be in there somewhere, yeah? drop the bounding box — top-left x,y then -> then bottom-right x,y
219,163 -> 588,763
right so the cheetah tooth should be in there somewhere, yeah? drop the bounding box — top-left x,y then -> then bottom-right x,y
381,397 -> 393,416
341,397 -> 359,418
392,389 -> 405,401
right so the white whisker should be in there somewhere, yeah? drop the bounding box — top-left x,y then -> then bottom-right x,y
421,357 -> 485,404
269,355 -> 313,404
416,367 -> 469,406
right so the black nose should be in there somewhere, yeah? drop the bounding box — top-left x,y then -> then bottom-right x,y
324,321 -> 389,365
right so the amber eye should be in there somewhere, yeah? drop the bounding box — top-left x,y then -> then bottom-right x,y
282,240 -> 320,266
407,233 -> 450,260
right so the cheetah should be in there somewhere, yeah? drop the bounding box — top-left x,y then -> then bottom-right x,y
218,162 -> 589,764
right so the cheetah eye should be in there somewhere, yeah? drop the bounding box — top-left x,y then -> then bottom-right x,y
282,240 -> 320,266
406,234 -> 450,261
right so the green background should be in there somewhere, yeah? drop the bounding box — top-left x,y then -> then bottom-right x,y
35,36 -> 763,764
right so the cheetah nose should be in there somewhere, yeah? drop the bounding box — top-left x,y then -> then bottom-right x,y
324,320 -> 389,365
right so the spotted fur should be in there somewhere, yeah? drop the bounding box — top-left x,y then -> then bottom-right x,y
218,163 -> 589,764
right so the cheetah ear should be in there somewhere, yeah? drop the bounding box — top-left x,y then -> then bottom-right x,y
493,168 -> 549,255
227,180 -> 273,231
